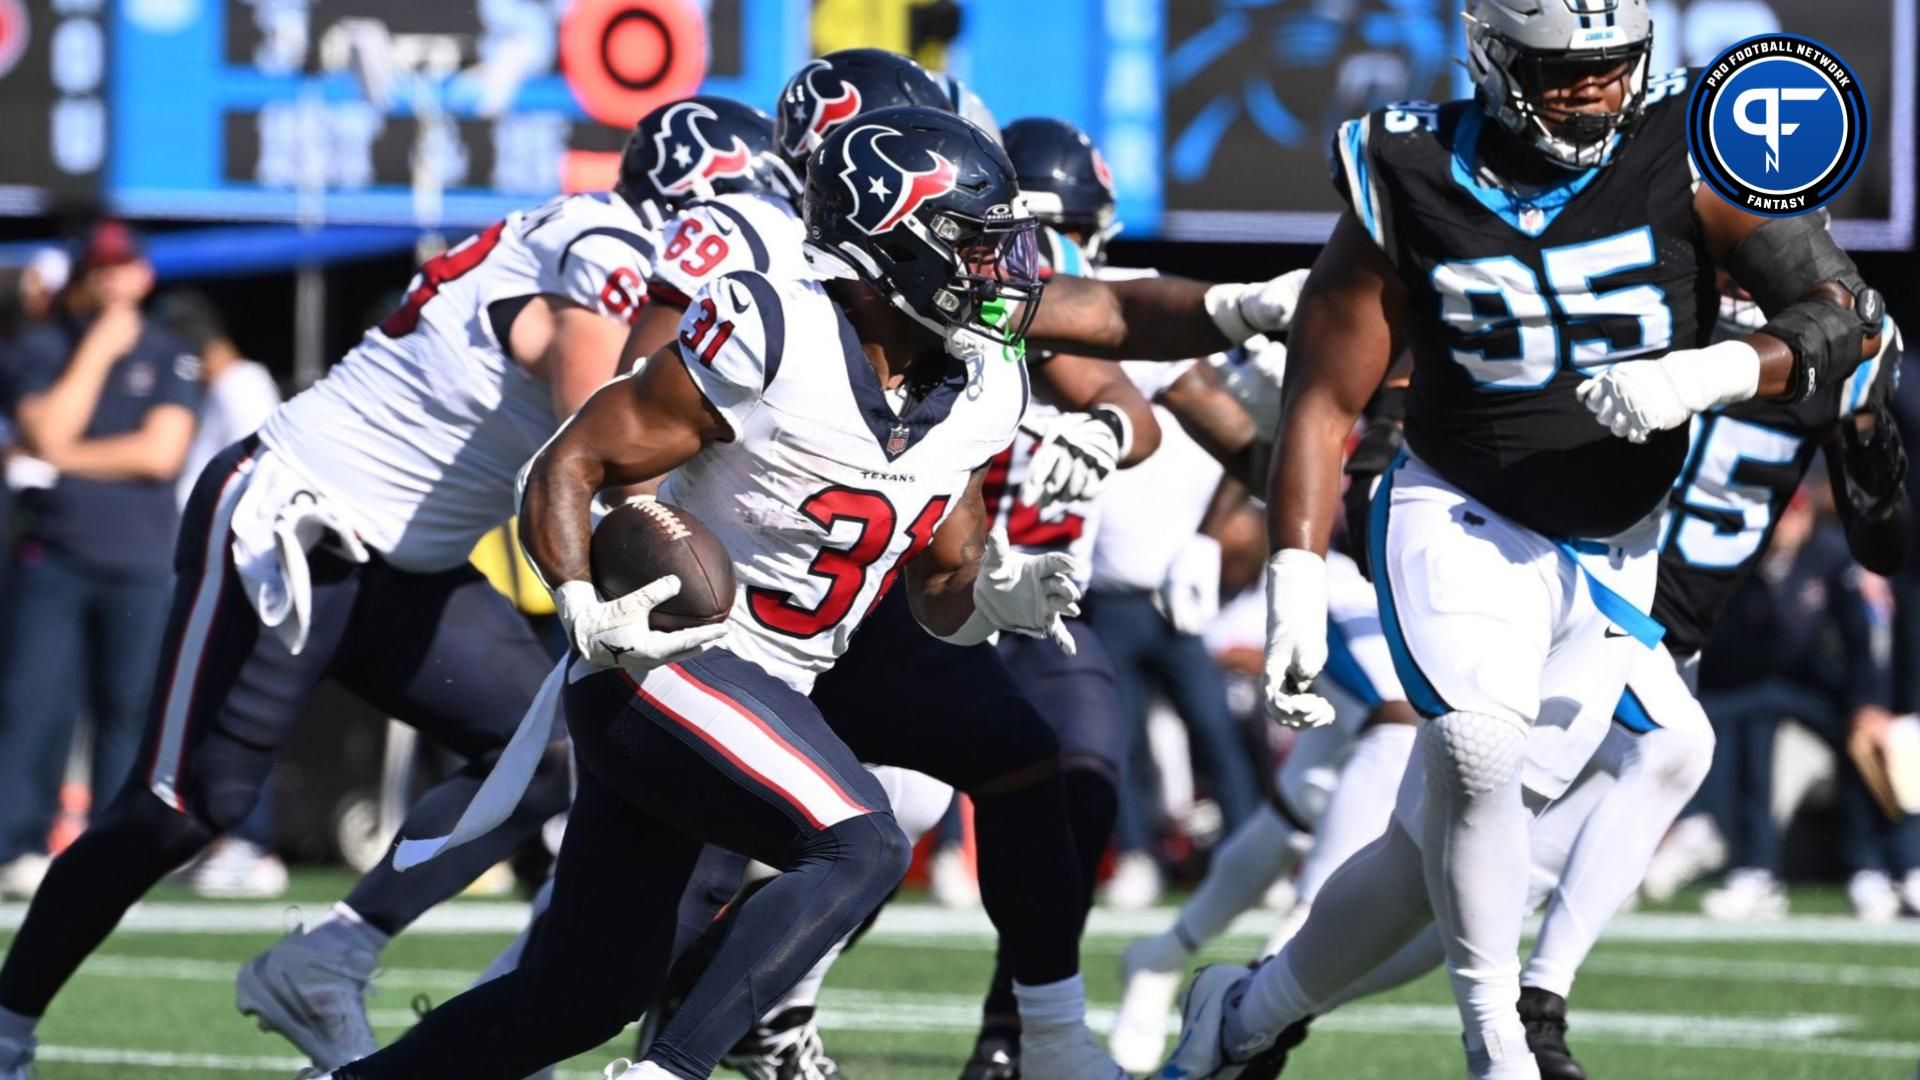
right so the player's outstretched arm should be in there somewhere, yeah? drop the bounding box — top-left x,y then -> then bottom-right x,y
519,344 -> 728,589
540,299 -> 640,418
906,466 -> 1083,653
1024,269 -> 1308,361
1158,361 -> 1261,488
1265,212 -> 1404,729
1583,200 -> 1888,443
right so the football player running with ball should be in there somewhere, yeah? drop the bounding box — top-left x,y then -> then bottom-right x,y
1161,2 -> 1886,1079
0,95 -> 798,1080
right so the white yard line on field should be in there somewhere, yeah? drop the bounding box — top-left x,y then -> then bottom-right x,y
1584,950 -> 1920,990
38,1044 -> 606,1078
10,900 -> 1917,946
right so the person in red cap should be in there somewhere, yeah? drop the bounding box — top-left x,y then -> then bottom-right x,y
0,220 -> 203,900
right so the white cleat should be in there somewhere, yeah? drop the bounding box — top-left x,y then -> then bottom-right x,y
237,928 -> 379,1068
1103,852 -> 1164,911
0,855 -> 50,901
191,838 -> 291,899
1155,964 -> 1275,1080
1848,870 -> 1902,923
1700,868 -> 1788,921
1111,936 -> 1189,1072
1022,1023 -> 1129,1080
604,1060 -> 676,1079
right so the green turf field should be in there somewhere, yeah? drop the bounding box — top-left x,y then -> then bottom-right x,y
4,870 -> 1918,1078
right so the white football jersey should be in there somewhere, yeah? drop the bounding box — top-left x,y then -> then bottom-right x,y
985,355 -> 1195,589
650,192 -> 811,304
659,269 -> 1028,693
258,192 -> 659,573
1091,396 -> 1224,592
983,257 -> 1182,588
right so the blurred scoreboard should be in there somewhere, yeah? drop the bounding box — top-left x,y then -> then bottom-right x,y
0,0 -> 1911,249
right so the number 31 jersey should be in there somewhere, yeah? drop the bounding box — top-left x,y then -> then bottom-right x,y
1332,69 -> 1714,540
660,270 -> 1029,693
258,192 -> 658,573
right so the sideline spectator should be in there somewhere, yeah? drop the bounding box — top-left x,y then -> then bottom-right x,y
1696,492 -> 1920,920
0,222 -> 202,899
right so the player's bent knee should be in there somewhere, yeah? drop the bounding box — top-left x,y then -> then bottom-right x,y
1422,711 -> 1526,797
799,812 -> 914,900
1642,722 -> 1716,798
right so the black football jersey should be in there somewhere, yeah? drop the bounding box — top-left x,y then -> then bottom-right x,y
1330,68 -> 1716,539
1653,352 -> 1888,658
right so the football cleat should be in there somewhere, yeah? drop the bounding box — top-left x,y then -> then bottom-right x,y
1156,964 -> 1274,1080
721,1005 -> 844,1080
604,1060 -> 676,1079
236,928 -> 378,1068
1110,936 -> 1188,1072
1517,987 -> 1587,1080
0,1030 -> 34,1080
1020,1023 -> 1127,1080
960,1030 -> 1019,1080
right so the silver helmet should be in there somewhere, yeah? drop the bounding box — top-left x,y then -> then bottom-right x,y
1463,0 -> 1654,170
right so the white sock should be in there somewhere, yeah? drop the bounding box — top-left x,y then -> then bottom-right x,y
1232,821 -> 1433,1039
1295,723 -> 1417,903
306,902 -> 391,956
1177,805 -> 1300,946
1524,724 -> 1711,998
0,1005 -> 36,1043
1418,718 -> 1531,1072
1014,974 -> 1087,1032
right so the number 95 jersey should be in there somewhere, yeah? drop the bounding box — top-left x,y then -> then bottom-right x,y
658,270 -> 1029,693
1333,69 -> 1714,540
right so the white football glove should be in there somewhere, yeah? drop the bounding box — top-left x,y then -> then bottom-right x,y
553,578 -> 728,674
971,528 -> 1084,654
1204,268 -> 1312,345
1263,549 -> 1335,729
1576,340 -> 1761,444
1019,406 -> 1131,509
1210,334 -> 1289,441
1154,534 -> 1222,635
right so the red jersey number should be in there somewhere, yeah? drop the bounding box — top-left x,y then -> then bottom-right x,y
748,488 -> 948,638
679,298 -> 735,367
380,221 -> 507,338
663,217 -> 731,279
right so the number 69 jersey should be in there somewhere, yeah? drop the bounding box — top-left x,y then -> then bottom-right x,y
659,270 -> 1029,693
1333,69 -> 1714,540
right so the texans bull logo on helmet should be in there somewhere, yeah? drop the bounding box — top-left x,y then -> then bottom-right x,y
781,58 -> 864,156
837,123 -> 960,236
646,101 -> 756,197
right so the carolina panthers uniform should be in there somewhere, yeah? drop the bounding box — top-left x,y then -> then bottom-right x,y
0,192 -> 659,1039
1335,71 -> 1708,798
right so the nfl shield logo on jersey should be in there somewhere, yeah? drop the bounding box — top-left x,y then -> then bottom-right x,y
887,422 -> 910,457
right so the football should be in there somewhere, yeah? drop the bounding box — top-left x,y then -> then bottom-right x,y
590,498 -> 736,630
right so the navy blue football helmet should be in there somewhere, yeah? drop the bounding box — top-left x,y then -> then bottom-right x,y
805,107 -> 1042,345
617,96 -> 801,214
1001,117 -> 1120,264
774,49 -> 952,171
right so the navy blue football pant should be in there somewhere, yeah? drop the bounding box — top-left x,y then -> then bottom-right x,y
671,608 -> 1118,1030
809,588 -> 1091,1008
0,439 -> 565,1020
1084,588 -> 1261,855
0,545 -> 170,862
1697,678 -> 1920,877
339,651 -> 908,1080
